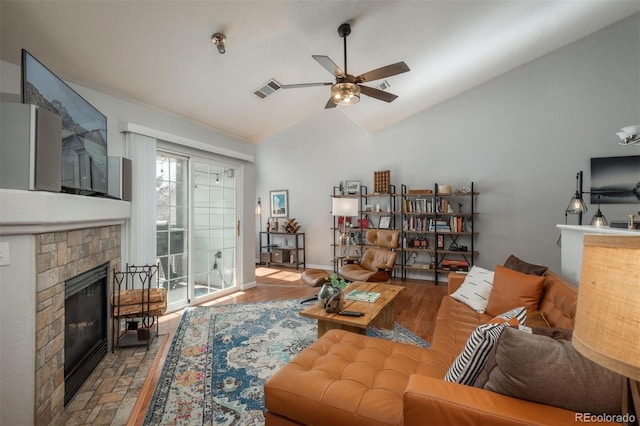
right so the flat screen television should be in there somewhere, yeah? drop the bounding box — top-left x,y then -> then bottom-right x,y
21,49 -> 108,195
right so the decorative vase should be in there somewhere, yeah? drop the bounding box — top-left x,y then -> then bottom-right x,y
324,287 -> 344,313
317,283 -> 336,305
318,284 -> 343,313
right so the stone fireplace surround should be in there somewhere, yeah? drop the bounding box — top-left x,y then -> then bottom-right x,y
0,189 -> 130,426
35,226 -> 121,425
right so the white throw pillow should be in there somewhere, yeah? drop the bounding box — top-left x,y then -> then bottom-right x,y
451,266 -> 495,313
444,306 -> 527,385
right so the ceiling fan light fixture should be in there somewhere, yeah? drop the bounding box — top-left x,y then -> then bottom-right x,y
331,82 -> 360,105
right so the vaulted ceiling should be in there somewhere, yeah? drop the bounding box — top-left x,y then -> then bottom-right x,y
1,1 -> 638,143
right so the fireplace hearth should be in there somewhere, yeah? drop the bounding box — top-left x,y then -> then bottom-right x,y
64,263 -> 108,406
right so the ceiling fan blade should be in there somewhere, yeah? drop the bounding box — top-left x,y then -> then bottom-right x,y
359,85 -> 398,103
281,82 -> 333,89
324,98 -> 337,109
356,62 -> 410,83
313,55 -> 345,77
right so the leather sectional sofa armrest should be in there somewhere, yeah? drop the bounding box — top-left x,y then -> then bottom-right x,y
447,273 -> 466,295
403,375 -> 593,426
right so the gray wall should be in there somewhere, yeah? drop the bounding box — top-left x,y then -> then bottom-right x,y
256,14 -> 640,277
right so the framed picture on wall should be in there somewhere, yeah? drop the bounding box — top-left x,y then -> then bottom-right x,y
590,155 -> 640,204
270,190 -> 289,218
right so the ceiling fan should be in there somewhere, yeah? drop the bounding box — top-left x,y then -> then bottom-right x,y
280,23 -> 410,109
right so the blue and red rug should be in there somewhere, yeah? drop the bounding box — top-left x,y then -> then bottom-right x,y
144,298 -> 428,425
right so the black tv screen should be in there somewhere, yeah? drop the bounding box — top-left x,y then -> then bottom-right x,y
21,49 -> 108,195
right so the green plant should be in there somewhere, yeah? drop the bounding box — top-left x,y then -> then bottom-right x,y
326,273 -> 349,290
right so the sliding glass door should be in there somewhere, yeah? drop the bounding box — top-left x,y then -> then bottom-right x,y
192,160 -> 237,301
156,154 -> 189,310
156,151 -> 238,311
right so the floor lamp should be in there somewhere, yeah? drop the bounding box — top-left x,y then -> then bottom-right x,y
573,234 -> 640,424
332,197 -> 359,258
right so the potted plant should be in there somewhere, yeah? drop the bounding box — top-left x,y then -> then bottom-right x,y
318,274 -> 349,313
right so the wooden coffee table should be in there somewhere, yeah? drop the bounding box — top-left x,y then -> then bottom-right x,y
300,281 -> 404,338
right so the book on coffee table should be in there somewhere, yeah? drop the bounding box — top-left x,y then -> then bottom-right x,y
346,290 -> 381,303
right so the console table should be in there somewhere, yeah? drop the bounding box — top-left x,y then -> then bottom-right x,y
557,224 -> 639,285
259,231 -> 305,269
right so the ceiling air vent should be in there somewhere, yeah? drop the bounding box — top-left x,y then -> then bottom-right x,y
377,80 -> 390,91
253,79 -> 281,99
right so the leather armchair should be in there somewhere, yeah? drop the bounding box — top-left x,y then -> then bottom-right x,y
338,229 -> 400,282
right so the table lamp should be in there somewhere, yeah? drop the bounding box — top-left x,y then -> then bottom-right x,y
572,234 -> 640,423
332,197 -> 359,256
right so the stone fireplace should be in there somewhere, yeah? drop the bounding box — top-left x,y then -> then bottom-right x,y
35,226 -> 121,425
0,189 -> 130,426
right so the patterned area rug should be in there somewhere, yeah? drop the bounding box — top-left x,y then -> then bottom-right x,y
144,298 -> 429,425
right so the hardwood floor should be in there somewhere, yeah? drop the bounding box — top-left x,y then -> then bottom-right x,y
127,268 -> 448,425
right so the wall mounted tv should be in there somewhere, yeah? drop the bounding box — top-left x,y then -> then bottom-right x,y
21,49 -> 108,195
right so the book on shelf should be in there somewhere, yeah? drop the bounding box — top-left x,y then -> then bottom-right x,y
450,216 -> 465,232
428,219 -> 451,232
346,290 -> 381,303
440,259 -> 470,271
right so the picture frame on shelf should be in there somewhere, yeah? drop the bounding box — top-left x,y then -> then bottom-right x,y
345,180 -> 360,195
270,190 -> 289,218
378,216 -> 391,229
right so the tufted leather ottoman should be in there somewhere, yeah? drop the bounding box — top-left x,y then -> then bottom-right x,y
300,269 -> 330,287
264,329 -> 447,426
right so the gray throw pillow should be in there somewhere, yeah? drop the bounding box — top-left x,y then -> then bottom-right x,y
473,327 -> 621,414
503,255 -> 548,276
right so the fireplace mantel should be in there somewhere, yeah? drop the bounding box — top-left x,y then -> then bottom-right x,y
0,188 -> 130,235
557,224 -> 639,285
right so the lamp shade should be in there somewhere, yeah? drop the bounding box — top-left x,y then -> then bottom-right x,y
590,209 -> 608,227
566,193 -> 588,214
572,234 -> 640,381
332,197 -> 359,217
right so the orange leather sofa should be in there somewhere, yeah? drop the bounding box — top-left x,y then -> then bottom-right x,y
264,271 -> 607,426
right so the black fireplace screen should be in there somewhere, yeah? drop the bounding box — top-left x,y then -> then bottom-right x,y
64,263 -> 108,406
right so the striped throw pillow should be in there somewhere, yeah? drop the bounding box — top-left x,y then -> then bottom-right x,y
444,306 -> 527,385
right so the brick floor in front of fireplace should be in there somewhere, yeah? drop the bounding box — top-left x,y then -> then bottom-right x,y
63,336 -> 162,426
